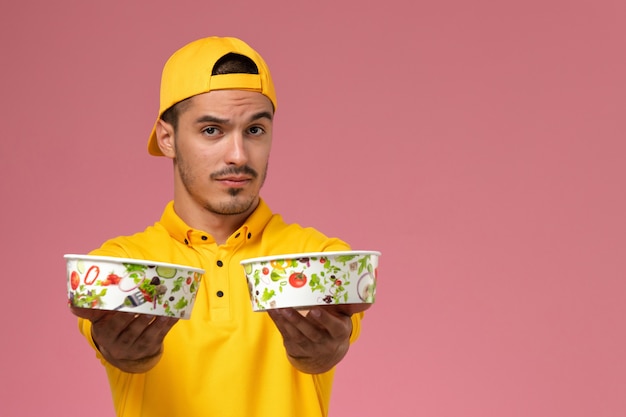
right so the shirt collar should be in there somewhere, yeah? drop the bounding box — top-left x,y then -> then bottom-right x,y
159,199 -> 273,247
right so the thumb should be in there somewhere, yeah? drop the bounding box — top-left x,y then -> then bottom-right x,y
69,306 -> 108,322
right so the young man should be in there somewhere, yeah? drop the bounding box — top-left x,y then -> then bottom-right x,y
71,36 -> 363,417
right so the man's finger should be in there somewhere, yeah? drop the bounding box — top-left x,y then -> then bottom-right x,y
69,306 -> 108,322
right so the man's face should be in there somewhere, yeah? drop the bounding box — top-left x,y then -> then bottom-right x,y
163,89 -> 274,217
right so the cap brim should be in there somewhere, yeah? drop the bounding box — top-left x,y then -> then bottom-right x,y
147,120 -> 164,156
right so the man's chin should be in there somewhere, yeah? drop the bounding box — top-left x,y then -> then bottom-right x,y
206,195 -> 258,216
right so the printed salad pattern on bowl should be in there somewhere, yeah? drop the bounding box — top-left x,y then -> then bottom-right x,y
65,255 -> 204,319
241,251 -> 380,311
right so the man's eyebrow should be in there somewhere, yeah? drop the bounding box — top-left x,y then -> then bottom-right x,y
194,115 -> 229,125
249,111 -> 273,122
193,111 -> 273,125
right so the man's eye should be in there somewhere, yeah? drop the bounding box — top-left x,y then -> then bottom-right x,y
202,127 -> 219,136
248,126 -> 265,135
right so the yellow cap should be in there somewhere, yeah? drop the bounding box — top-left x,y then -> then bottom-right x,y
147,36 -> 277,156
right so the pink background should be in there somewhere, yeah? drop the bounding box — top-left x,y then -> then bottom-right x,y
1,0 -> 625,416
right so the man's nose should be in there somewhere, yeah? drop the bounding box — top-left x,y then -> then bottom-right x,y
224,132 -> 247,165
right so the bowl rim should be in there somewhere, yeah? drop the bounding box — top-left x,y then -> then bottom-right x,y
64,254 -> 205,274
240,250 -> 381,265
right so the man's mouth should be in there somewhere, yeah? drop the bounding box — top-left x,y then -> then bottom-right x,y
211,166 -> 258,181
217,176 -> 251,187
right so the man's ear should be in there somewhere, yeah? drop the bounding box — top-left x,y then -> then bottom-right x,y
155,119 -> 176,158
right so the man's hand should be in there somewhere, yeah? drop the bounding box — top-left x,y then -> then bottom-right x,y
70,306 -> 178,373
267,306 -> 353,374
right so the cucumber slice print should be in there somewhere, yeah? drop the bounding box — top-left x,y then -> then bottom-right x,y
156,266 -> 177,278
76,260 -> 85,274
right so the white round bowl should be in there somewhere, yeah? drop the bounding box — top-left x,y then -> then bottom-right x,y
241,251 -> 380,313
65,254 -> 204,319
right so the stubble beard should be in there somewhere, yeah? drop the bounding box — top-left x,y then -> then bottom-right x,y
176,149 -> 268,216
